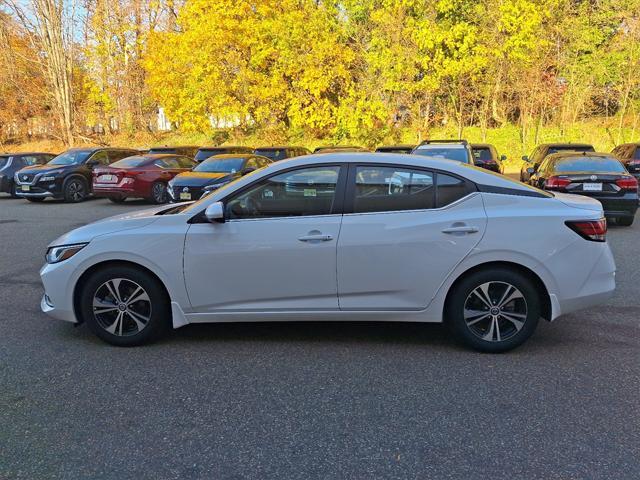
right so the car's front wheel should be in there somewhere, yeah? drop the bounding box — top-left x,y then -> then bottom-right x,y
80,265 -> 171,346
63,177 -> 88,203
446,268 -> 541,353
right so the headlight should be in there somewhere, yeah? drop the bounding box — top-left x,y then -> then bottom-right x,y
45,243 -> 88,264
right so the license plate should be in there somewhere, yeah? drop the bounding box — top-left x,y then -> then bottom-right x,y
179,192 -> 191,200
21,185 -> 30,191
583,183 -> 602,191
98,174 -> 116,183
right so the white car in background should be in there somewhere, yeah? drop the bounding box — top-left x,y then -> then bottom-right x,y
40,153 -> 615,352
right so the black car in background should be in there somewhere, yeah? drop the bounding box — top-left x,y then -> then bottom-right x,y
147,145 -> 200,158
195,146 -> 254,162
375,145 -> 415,154
0,152 -> 56,197
168,154 -> 272,202
529,152 -> 638,225
520,143 -> 595,182
612,143 -> 640,178
14,147 -> 139,203
470,144 -> 506,173
253,146 -> 310,161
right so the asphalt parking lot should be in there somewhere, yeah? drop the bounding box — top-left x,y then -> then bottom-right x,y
1,194 -> 639,480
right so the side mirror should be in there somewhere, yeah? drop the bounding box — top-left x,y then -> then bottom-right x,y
204,201 -> 225,223
526,167 -> 535,175
521,155 -> 529,162
500,154 -> 507,161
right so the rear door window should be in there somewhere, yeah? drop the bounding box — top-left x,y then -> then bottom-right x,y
352,166 -> 435,213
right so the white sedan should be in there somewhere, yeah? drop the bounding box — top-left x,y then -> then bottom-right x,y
40,153 -> 615,352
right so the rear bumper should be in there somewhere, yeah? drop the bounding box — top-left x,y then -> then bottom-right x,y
599,197 -> 638,217
553,244 -> 616,319
93,184 -> 136,197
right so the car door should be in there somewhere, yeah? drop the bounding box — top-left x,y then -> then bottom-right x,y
337,164 -> 487,310
183,164 -> 346,312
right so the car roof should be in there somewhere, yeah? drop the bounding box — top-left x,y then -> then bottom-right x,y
540,143 -> 594,148
200,153 -> 255,160
245,152 -> 533,189
546,151 -> 615,160
470,144 -> 495,149
376,144 -> 415,150
150,145 -> 199,149
254,146 -> 301,150
198,145 -> 250,150
1,151 -> 55,156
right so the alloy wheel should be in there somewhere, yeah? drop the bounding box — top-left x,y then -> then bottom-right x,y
463,281 -> 528,342
152,183 -> 166,203
68,180 -> 85,201
92,278 -> 152,336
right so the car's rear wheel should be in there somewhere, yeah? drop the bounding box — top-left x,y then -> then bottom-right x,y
617,216 -> 635,227
149,182 -> 167,204
446,268 -> 541,353
80,265 -> 171,346
63,177 -> 88,203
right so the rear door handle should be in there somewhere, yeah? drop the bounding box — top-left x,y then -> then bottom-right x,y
298,234 -> 333,242
441,226 -> 479,235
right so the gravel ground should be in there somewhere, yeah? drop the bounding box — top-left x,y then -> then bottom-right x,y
0,194 -> 639,480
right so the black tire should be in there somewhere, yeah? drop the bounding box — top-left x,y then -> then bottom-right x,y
26,197 -> 45,203
108,196 -> 126,204
10,183 -> 19,198
79,265 -> 171,347
445,267 -> 541,353
63,177 -> 88,203
148,182 -> 167,204
617,216 -> 635,227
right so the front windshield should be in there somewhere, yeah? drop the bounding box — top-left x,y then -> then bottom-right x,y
554,156 -> 625,173
194,157 -> 244,173
413,147 -> 469,163
49,149 -> 92,166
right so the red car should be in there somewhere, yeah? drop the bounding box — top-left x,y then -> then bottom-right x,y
93,154 -> 196,203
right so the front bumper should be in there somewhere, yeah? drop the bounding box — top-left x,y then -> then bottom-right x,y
40,261 -> 79,323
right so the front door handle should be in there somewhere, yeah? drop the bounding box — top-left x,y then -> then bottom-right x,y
441,225 -> 479,235
298,233 -> 333,242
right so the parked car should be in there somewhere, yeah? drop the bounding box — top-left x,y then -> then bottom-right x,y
411,139 -> 475,164
93,154 -> 197,204
14,147 -> 139,203
253,146 -> 310,161
520,143 -> 595,182
313,146 -> 368,153
529,152 -> 638,226
375,145 -> 415,154
0,152 -> 56,197
147,146 -> 200,158
168,154 -> 272,202
470,144 -> 506,173
40,153 -> 615,352
195,146 -> 254,162
611,143 -> 640,178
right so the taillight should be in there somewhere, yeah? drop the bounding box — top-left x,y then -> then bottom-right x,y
546,176 -> 572,190
565,218 -> 607,242
615,177 -> 638,191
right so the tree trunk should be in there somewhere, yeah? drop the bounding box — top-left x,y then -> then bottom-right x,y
33,0 -> 74,145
